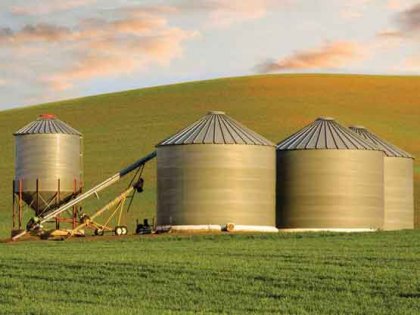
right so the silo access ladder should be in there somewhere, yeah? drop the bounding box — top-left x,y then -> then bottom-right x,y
11,151 -> 157,241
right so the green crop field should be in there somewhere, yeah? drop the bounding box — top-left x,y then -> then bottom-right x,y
0,74 -> 419,313
1,232 -> 419,314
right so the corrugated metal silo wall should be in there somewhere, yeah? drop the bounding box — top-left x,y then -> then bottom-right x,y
157,144 -> 276,226
276,150 -> 384,229
15,134 -> 82,213
384,157 -> 414,230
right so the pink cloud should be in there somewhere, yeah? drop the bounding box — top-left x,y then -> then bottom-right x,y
258,41 -> 364,72
36,18 -> 197,90
1,7 -> 198,93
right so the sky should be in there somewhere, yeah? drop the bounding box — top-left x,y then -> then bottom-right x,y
0,0 -> 419,109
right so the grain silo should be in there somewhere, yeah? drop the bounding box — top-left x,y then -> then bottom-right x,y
13,114 -> 83,225
156,111 -> 277,232
349,126 -> 414,230
276,117 -> 384,231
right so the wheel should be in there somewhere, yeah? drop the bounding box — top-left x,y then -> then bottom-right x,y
121,226 -> 128,235
115,226 -> 123,236
94,228 -> 104,236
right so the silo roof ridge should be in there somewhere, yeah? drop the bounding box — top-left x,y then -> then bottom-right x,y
349,126 -> 414,158
14,116 -> 81,136
277,117 -> 379,151
157,111 -> 274,146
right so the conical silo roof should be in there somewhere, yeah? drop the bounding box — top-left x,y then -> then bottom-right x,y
349,126 -> 413,158
157,111 -> 274,146
14,114 -> 81,136
277,117 -> 378,150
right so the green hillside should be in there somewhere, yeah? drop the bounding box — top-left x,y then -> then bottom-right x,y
0,74 -> 419,236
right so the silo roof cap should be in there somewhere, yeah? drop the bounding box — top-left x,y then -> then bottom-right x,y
316,116 -> 335,121
39,113 -> 57,119
157,111 -> 274,146
277,117 -> 380,151
14,114 -> 81,136
349,126 -> 414,159
208,111 -> 225,115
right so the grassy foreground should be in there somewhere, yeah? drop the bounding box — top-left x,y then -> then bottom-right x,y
0,74 -> 419,237
1,231 -> 419,314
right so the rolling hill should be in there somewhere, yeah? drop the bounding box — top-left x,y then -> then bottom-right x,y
0,74 -> 419,236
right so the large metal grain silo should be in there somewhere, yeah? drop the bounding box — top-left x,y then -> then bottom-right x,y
276,117 -> 384,231
349,126 -> 414,230
156,111 -> 277,232
14,114 -> 83,215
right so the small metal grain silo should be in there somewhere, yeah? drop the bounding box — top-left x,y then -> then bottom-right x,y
14,114 -> 83,215
349,126 -> 414,230
156,111 -> 276,232
276,117 -> 384,231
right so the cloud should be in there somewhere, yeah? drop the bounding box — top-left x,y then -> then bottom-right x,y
10,0 -> 96,16
0,24 -> 72,43
43,27 -> 197,90
1,8 -> 198,99
258,41 -> 364,72
398,3 -> 420,33
0,15 -> 170,45
379,3 -> 420,38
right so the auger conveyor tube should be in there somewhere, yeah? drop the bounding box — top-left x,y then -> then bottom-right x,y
12,151 -> 157,241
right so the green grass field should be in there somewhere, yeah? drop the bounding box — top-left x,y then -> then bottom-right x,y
0,74 -> 419,237
1,231 -> 419,314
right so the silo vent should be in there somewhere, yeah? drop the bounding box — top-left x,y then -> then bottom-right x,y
207,111 -> 225,115
316,116 -> 335,121
39,113 -> 57,119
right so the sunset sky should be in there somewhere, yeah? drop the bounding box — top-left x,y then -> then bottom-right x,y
0,0 -> 419,109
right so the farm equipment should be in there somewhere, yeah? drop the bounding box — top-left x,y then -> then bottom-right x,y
135,219 -> 153,235
68,175 -> 145,238
12,151 -> 156,241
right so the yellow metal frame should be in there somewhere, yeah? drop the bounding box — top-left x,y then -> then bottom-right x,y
68,186 -> 135,238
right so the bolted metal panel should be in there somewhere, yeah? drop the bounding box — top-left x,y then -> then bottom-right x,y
349,126 -> 414,230
277,117 -> 378,150
157,111 -> 274,147
14,115 -> 82,214
276,150 -> 384,229
157,144 -> 276,226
